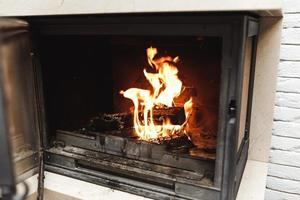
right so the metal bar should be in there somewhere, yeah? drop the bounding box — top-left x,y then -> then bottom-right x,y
31,50 -> 46,200
55,130 -> 215,173
45,149 -> 220,200
47,146 -> 211,186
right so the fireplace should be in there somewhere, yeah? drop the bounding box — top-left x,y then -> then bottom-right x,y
0,14 -> 258,200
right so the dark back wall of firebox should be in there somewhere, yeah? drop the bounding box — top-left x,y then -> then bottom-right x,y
39,35 -> 114,138
38,35 -> 222,148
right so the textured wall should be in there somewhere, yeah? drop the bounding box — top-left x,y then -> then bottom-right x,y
265,0 -> 300,199
0,0 -> 281,17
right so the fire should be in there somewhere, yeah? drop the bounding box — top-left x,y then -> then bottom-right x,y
120,47 -> 193,141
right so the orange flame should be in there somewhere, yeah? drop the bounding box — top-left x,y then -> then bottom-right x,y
121,47 -> 193,140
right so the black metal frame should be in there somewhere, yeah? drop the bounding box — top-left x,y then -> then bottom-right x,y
0,14 -> 259,200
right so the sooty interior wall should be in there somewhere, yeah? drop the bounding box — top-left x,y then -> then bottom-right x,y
39,35 -> 114,138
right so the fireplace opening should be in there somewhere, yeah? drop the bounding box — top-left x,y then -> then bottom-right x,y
39,34 -> 222,185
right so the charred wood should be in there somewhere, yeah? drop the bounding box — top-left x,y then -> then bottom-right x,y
80,107 -> 186,133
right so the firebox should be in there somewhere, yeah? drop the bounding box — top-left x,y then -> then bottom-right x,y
0,14 -> 258,200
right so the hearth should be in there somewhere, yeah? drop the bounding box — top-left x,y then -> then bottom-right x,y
0,14 -> 258,200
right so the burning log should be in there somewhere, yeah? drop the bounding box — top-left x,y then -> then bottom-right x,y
166,134 -> 194,152
80,106 -> 186,133
80,113 -> 132,132
152,106 -> 185,125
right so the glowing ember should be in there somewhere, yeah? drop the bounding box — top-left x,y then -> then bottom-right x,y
120,47 -> 193,141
